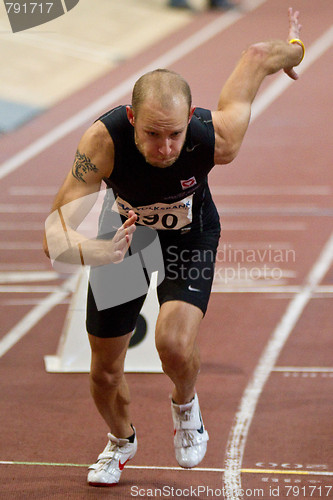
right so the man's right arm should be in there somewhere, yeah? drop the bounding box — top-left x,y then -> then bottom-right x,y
43,120 -> 137,269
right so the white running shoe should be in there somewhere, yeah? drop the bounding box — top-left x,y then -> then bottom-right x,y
171,393 -> 209,468
87,430 -> 137,487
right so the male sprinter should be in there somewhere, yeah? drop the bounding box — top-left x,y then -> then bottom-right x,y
44,8 -> 304,486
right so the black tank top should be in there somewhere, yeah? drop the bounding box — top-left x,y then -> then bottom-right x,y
98,105 -> 219,232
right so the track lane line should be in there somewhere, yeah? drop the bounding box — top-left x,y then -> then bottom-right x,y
223,231 -> 333,498
273,367 -> 333,373
211,186 -> 332,196
0,271 -> 59,283
0,274 -> 78,358
1,460 -> 333,476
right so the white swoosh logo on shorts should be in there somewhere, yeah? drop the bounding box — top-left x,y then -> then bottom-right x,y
188,285 -> 201,292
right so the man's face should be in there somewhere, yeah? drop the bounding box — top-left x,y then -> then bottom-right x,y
126,99 -> 194,168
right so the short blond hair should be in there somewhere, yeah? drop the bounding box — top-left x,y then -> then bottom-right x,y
131,69 -> 192,116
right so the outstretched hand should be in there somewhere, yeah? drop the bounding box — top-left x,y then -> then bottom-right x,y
284,7 -> 303,80
111,210 -> 137,263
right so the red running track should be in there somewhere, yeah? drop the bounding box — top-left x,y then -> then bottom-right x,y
0,1 -> 332,498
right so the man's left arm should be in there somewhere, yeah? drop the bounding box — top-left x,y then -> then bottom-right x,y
212,7 -> 304,165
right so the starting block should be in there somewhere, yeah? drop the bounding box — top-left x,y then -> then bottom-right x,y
44,269 -> 163,373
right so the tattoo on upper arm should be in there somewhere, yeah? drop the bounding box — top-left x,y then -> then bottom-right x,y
72,150 -> 99,183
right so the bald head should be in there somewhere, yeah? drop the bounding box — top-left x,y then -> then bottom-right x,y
131,69 -> 192,117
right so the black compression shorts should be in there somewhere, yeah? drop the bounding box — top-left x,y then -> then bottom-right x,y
86,227 -> 220,338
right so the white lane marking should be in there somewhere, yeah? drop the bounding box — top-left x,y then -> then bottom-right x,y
0,222 -> 43,231
3,202 -> 331,216
211,186 -> 332,196
273,367 -> 333,373
0,204 -> 49,213
9,186 -> 58,196
222,222 -> 307,231
0,0 -> 268,181
0,221 -> 94,231
223,231 -> 333,498
3,284 -> 330,295
217,204 -> 333,215
1,284 -> 332,295
212,285 -> 301,293
0,274 -> 78,359
251,25 -> 333,121
282,373 -> 333,378
1,203 -> 97,218
0,286 -> 60,293
0,264 -> 49,270
0,242 -> 43,250
0,271 -> 59,283
212,285 -> 333,294
1,299 -> 71,306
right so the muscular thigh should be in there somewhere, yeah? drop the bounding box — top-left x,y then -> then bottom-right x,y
89,332 -> 132,373
155,300 -> 203,349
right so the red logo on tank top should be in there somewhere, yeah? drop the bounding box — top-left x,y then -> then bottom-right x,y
180,176 -> 197,190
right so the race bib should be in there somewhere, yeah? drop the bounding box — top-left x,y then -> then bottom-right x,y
112,195 -> 193,230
